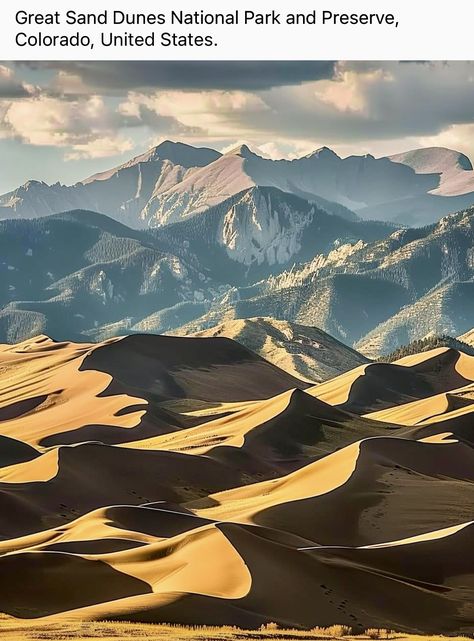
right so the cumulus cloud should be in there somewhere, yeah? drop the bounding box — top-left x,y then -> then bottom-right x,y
0,64 -> 32,98
0,91 -> 203,159
337,61 -> 474,137
4,95 -> 114,147
256,141 -> 319,160
3,61 -> 474,166
119,90 -> 268,138
200,61 -> 474,156
117,97 -> 205,135
218,139 -> 319,160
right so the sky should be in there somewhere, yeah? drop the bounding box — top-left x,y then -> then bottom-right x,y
1,60 -> 474,193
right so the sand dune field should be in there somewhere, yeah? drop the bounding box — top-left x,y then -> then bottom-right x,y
1,337 -> 474,634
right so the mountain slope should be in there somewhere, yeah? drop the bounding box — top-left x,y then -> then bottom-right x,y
2,204 -> 474,354
0,141 -> 221,227
379,334 -> 474,362
357,282 -> 474,358
0,200 -> 396,344
151,186 -> 395,280
142,144 -> 474,227
458,327 -> 474,346
141,145 -> 360,226
0,210 -> 226,343
176,317 -> 369,383
389,147 -> 474,196
184,206 -> 474,353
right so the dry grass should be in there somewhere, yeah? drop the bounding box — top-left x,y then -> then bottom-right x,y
0,619 -> 472,641
365,631 -> 397,640
311,625 -> 353,637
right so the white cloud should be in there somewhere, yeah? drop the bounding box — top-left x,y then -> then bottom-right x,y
65,136 -> 134,161
218,139 -> 322,160
314,64 -> 391,113
257,140 -> 326,160
0,91 -> 200,159
119,90 -> 269,137
4,95 -> 117,148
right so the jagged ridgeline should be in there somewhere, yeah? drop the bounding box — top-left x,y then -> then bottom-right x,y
2,141 -> 474,228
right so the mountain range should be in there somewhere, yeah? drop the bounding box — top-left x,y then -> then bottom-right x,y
2,202 -> 474,356
1,140 -> 474,355
2,141 -> 474,228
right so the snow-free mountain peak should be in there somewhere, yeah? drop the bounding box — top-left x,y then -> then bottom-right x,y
224,143 -> 258,159
142,139 -> 222,167
82,140 -> 221,185
305,146 -> 340,160
388,147 -> 474,197
389,147 -> 473,173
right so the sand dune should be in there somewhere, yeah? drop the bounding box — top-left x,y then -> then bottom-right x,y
3,515 -> 474,632
1,335 -> 474,633
365,384 -> 474,425
0,335 -> 146,447
191,435 -> 474,546
0,435 -> 39,467
0,442 -> 252,539
0,333 -> 305,448
82,334 -> 308,403
309,348 -> 474,413
123,389 -> 397,473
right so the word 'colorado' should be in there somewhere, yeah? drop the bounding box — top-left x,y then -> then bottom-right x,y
15,9 -> 399,27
